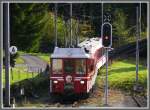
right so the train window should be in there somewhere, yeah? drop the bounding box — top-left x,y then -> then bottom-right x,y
90,65 -> 94,71
64,60 -> 74,73
76,59 -> 86,74
87,60 -> 94,73
100,47 -> 105,57
52,59 -> 62,74
102,47 -> 105,55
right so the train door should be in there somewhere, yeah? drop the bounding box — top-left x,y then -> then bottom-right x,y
63,59 -> 75,92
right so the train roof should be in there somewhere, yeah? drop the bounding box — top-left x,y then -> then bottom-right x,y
78,37 -> 102,53
51,47 -> 90,58
51,37 -> 103,58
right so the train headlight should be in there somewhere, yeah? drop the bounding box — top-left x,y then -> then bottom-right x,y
53,80 -> 58,84
80,80 -> 85,84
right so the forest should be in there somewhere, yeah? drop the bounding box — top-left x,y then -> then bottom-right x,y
10,3 -> 147,53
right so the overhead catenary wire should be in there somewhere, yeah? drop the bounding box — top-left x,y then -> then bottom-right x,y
76,19 -> 80,46
54,3 -> 58,47
73,19 -> 79,47
53,4 -> 138,21
70,3 -> 73,47
139,2 -> 141,40
52,3 -> 139,48
89,4 -> 93,36
102,2 -> 103,25
53,3 -> 94,48
135,5 -> 140,89
62,15 -> 66,48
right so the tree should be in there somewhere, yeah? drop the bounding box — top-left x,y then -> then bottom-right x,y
10,3 -> 49,52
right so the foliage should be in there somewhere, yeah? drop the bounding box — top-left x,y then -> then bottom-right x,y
3,53 -> 19,67
113,9 -> 129,38
10,3 -> 49,52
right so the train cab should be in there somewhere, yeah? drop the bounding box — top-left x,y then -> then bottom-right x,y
50,38 -> 106,95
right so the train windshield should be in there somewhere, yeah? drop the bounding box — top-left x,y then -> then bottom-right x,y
52,59 -> 62,74
76,59 -> 86,74
64,59 -> 74,73
64,59 -> 86,74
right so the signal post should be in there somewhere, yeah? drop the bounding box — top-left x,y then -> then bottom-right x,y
101,22 -> 112,106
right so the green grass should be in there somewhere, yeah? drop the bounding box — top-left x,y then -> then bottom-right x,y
15,56 -> 25,64
97,58 -> 147,91
2,67 -> 38,86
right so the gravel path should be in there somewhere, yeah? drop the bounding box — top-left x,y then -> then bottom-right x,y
16,54 -> 48,72
76,88 -> 138,108
19,87 -> 140,108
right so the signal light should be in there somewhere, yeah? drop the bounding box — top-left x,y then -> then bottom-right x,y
101,22 -> 112,47
105,36 -> 108,40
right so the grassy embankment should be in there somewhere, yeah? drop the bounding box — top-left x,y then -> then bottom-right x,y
2,68 -> 38,86
2,51 -> 50,86
96,57 -> 147,91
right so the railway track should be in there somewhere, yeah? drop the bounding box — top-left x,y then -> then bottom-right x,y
132,94 -> 147,107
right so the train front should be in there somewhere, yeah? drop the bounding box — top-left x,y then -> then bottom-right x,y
50,47 -> 91,95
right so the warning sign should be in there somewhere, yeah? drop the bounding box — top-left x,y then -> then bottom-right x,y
9,46 -> 17,54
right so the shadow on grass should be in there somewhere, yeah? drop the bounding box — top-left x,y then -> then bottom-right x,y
9,71 -> 50,103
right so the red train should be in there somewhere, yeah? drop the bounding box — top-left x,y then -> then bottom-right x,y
50,37 -> 106,95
